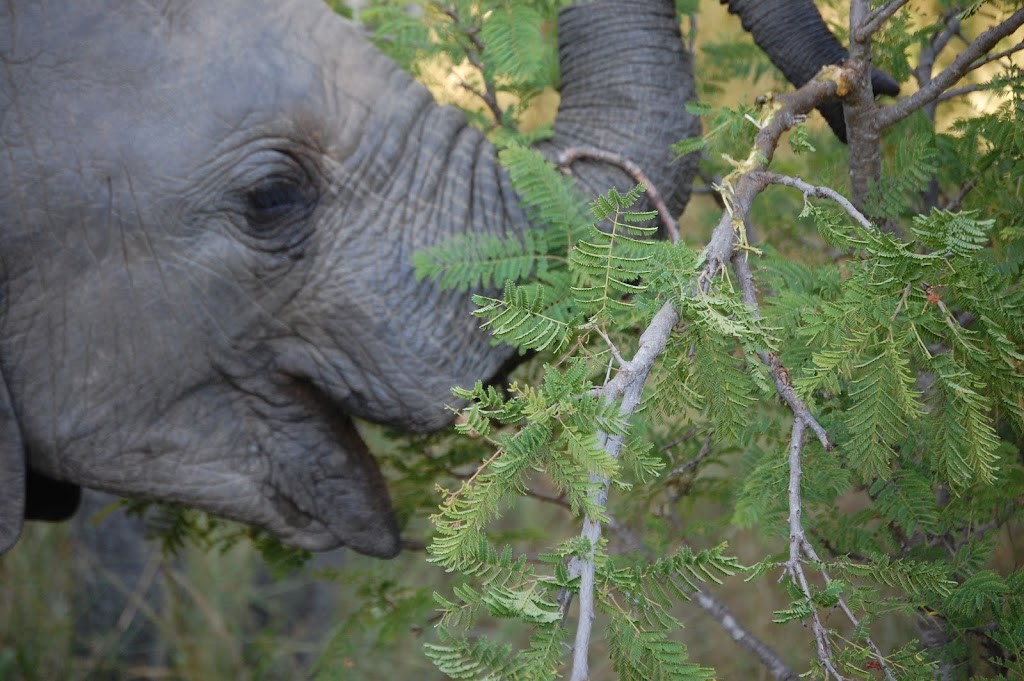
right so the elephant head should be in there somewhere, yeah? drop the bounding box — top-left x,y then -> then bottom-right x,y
0,0 -> 887,557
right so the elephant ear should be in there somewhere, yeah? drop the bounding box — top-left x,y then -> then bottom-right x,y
0,368 -> 26,553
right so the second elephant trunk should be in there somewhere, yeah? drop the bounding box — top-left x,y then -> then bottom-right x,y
539,0 -> 702,217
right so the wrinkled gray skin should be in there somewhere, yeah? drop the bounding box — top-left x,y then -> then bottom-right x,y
0,0 -> 867,558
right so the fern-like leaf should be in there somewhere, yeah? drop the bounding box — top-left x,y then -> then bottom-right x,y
479,4 -> 552,90
473,282 -> 573,352
928,359 -> 1000,487
414,230 -> 549,292
606,611 -> 715,681
911,208 -> 994,257
570,186 -> 658,320
425,634 -> 516,680
844,338 -> 921,480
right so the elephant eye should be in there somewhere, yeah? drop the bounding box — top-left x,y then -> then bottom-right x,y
243,177 -> 316,230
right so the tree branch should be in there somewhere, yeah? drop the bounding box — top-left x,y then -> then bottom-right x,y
557,146 -> 681,243
970,39 -> 1024,70
936,83 -> 989,103
606,512 -> 798,680
876,10 -> 1024,129
845,0 -> 886,215
781,419 -> 843,680
664,433 -> 713,482
783,418 -> 898,681
440,5 -> 505,126
691,587 -> 799,681
568,73 -> 845,681
731,253 -> 833,451
914,9 -> 963,122
855,0 -> 911,42
758,172 -> 874,231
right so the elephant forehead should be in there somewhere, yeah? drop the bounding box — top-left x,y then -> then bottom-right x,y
2,0 -> 375,177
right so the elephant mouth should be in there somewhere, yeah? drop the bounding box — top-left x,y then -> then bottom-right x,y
264,371 -> 401,558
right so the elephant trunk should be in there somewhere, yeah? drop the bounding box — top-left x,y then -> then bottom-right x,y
330,0 -> 699,430
723,0 -> 850,91
539,0 -> 701,218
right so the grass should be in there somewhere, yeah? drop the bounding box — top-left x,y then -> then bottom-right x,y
0,488 -> 936,681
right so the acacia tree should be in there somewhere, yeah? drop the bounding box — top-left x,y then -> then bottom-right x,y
319,1 -> 1024,679
100,1 -> 1021,677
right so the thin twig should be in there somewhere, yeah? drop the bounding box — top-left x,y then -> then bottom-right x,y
163,565 -> 245,669
936,83 -> 990,103
593,325 -> 628,368
439,5 -> 505,125
856,0 -> 911,41
603,512 -> 798,680
783,418 -> 843,680
759,172 -> 874,231
697,167 -> 727,210
690,588 -> 799,681
659,426 -> 699,453
915,9 -> 962,93
783,418 -> 898,681
557,146 -> 681,243
800,539 -> 897,681
731,250 -> 834,452
969,39 -> 1024,70
664,434 -> 713,481
77,549 -> 165,681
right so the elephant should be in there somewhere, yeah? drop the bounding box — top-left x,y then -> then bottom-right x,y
0,0 -> 897,558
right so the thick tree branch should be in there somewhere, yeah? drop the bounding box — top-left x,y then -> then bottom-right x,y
568,302 -> 676,681
876,10 -> 1024,129
845,0 -> 885,215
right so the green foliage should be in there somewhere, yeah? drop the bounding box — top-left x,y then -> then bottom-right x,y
362,0 -> 563,130
394,2 -> 1024,677
569,186 -> 660,320
606,612 -> 715,681
472,282 -> 573,352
